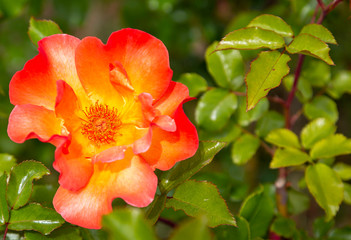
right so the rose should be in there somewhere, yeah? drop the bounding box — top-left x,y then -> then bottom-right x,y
7,29 -> 198,229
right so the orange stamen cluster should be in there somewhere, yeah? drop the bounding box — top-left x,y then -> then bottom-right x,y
81,102 -> 121,146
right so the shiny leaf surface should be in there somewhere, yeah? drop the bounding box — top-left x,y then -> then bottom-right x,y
166,180 -> 236,227
177,73 -> 207,97
159,141 -> 226,193
310,134 -> 351,159
196,88 -> 238,131
217,27 -> 285,51
247,14 -> 293,37
102,208 -> 156,240
0,175 -> 9,225
28,17 -> 63,47
239,185 -> 274,238
286,33 -> 334,65
231,134 -> 260,165
246,50 -> 290,110
301,118 -> 336,149
8,203 -> 64,235
170,217 -> 211,240
270,147 -> 310,169
0,154 -> 16,177
265,128 -> 300,149
214,216 -> 250,240
206,42 -> 244,90
306,163 -> 343,220
7,161 -> 50,209
333,163 -> 351,181
304,96 -> 338,123
300,24 -> 337,44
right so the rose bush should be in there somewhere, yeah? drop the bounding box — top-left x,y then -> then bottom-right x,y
7,28 -> 198,229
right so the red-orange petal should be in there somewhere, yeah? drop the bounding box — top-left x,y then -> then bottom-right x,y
54,140 -> 93,191
74,36 -> 126,107
141,106 -> 198,171
154,81 -> 190,116
53,151 -> 157,229
7,104 -> 65,146
106,29 -> 172,100
10,35 -> 81,110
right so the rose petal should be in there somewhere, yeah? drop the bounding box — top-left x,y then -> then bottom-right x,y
106,28 -> 172,100
141,106 -> 198,171
92,145 -> 127,163
75,36 -> 127,107
154,81 -> 190,116
139,92 -> 157,122
10,35 -> 82,110
54,140 -> 93,191
153,115 -> 176,132
53,151 -> 157,229
7,104 -> 65,145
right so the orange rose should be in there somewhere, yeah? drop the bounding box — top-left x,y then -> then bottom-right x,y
7,29 -> 198,229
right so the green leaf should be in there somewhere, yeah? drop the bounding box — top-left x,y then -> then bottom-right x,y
305,163 -> 343,220
328,227 -> 351,240
313,217 -> 334,239
288,188 -> 310,215
0,175 -> 9,225
310,134 -> 351,159
286,33 -> 334,65
28,17 -> 63,47
283,75 -> 312,102
214,216 -> 250,240
217,27 -> 285,51
7,161 -> 50,209
270,216 -> 297,238
170,217 -> 211,240
333,163 -> 351,181
327,70 -> 351,99
196,88 -> 238,131
144,193 -> 167,225
303,96 -> 338,123
302,59 -> 331,87
270,147 -> 310,169
206,42 -> 244,90
300,118 -> 336,149
247,14 -> 294,37
102,208 -> 156,240
8,203 -> 64,235
255,111 -> 285,138
24,227 -> 82,240
177,73 -> 207,97
0,153 -> 16,177
246,50 -> 290,110
166,180 -> 236,227
159,141 -> 226,193
265,128 -> 300,149
236,96 -> 269,127
239,185 -> 274,238
199,119 -> 241,142
343,183 -> 351,205
300,24 -> 337,44
231,134 -> 260,165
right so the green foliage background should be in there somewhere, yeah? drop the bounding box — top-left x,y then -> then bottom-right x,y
1,0 -> 351,239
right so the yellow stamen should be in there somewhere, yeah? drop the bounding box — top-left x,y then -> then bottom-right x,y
81,102 -> 121,146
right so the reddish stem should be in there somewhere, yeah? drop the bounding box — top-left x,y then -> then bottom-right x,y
275,0 -> 344,223
3,223 -> 9,240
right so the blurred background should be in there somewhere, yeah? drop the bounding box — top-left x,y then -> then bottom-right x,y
1,0 -> 351,237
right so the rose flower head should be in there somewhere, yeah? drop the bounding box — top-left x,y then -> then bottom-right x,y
7,29 -> 198,229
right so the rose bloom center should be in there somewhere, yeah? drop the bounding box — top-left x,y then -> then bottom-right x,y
81,102 -> 121,146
